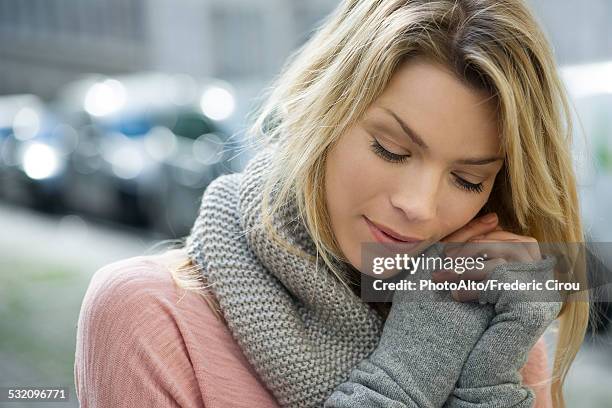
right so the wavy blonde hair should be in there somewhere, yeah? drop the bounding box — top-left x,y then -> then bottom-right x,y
169,1 -> 592,406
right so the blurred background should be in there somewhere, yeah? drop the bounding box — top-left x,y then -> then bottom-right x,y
0,1 -> 611,407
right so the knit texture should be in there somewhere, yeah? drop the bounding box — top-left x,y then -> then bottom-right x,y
444,255 -> 562,407
324,246 -> 497,407
322,250 -> 559,407
185,144 -> 384,407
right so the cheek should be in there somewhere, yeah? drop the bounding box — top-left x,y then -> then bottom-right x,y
438,192 -> 491,237
324,131 -> 387,265
325,131 -> 382,217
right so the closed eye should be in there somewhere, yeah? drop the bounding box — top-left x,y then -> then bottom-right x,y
369,136 -> 485,194
369,137 -> 409,163
453,176 -> 484,193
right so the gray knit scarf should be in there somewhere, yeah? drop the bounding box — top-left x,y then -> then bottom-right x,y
185,144 -> 384,407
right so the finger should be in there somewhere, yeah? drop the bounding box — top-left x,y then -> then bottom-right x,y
472,224 -> 504,239
441,213 -> 499,244
518,238 -> 542,261
431,269 -> 458,283
446,239 -> 533,263
466,230 -> 515,241
432,258 -> 506,283
432,268 -> 488,283
451,289 -> 479,302
469,230 -> 539,253
471,231 -> 541,261
431,264 -> 489,283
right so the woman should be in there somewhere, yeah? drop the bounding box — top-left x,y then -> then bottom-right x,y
75,0 -> 589,407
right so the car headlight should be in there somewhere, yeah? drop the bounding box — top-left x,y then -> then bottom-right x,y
199,83 -> 235,121
20,141 -> 65,180
84,79 -> 127,117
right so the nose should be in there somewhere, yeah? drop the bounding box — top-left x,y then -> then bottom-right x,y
389,171 -> 439,223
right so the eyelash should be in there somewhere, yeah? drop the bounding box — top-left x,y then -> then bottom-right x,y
368,137 -> 485,194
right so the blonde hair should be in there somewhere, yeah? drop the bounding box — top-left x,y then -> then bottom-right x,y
169,1 -> 592,406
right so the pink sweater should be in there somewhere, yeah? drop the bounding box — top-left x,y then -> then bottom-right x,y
74,248 -> 553,407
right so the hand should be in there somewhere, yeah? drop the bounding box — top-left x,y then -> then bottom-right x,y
434,219 -> 563,407
325,221 -> 500,407
433,223 -> 547,303
439,212 -> 502,246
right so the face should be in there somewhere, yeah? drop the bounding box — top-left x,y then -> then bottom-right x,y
324,57 -> 504,275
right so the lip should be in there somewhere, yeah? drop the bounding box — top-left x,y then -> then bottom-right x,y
364,216 -> 424,244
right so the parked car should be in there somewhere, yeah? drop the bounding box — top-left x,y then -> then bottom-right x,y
51,72 -> 240,236
0,94 -> 76,212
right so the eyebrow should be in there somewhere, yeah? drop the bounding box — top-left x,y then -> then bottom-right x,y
379,107 -> 504,165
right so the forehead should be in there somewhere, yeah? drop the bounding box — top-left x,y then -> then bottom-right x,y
370,57 -> 501,154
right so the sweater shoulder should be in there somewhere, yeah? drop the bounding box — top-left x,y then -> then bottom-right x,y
80,249 -> 184,313
76,248 -> 223,342
74,249 -> 221,407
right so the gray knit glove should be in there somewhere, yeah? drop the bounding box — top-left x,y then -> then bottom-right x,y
325,243 -> 496,408
444,254 -> 562,408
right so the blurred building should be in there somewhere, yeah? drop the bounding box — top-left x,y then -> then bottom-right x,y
529,0 -> 612,64
0,0 -> 336,100
2,0 -> 611,99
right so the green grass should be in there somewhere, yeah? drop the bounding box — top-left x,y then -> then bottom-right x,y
0,254 -> 89,406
